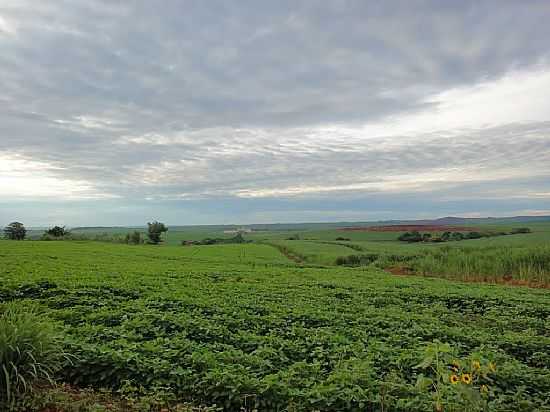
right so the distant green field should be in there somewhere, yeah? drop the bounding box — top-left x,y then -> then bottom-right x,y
62,220 -> 550,244
1,240 -> 549,410
244,223 -> 550,286
60,222 -> 550,286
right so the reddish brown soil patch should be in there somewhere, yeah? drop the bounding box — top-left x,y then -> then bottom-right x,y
386,266 -> 415,276
385,267 -> 549,289
339,225 -> 478,232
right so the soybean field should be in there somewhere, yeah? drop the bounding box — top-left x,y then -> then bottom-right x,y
1,238 -> 549,411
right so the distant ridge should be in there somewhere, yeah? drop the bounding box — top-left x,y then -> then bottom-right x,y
376,215 -> 550,226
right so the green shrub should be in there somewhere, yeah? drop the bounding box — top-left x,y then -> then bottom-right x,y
0,302 -> 67,410
450,232 -> 464,241
510,227 -> 531,234
465,231 -> 483,239
125,231 -> 144,245
398,231 -> 423,242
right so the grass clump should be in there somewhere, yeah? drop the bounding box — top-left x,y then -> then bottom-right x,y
0,302 -> 67,410
413,245 -> 550,285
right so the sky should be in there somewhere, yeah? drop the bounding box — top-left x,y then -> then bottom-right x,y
1,0 -> 550,226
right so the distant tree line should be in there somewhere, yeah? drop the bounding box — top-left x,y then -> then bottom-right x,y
398,228 -> 531,243
2,221 -> 169,245
182,233 -> 248,246
77,222 -> 167,245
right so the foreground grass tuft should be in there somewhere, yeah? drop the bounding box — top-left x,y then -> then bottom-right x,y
0,302 -> 67,410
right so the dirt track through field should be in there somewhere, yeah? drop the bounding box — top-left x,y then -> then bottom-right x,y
265,243 -> 304,264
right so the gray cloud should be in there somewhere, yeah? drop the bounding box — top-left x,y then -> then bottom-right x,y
1,0 -> 550,224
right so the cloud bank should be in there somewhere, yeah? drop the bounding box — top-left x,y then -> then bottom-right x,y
1,0 -> 549,225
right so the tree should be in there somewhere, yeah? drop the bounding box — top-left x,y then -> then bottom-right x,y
4,222 -> 27,240
45,226 -> 69,238
229,233 -> 245,244
147,221 -> 168,244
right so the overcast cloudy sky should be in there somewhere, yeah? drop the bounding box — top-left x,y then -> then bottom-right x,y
1,1 -> 550,226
